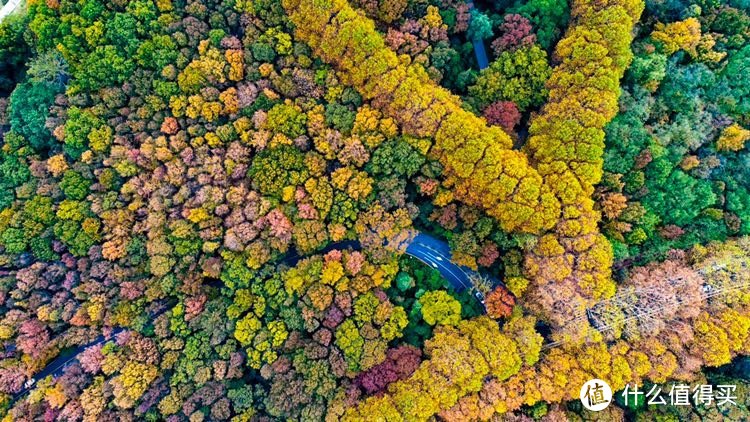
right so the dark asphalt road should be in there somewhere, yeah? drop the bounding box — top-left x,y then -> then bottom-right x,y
472,38 -> 489,70
406,233 -> 505,304
12,299 -> 175,401
11,233 -> 501,402
406,233 -> 474,291
467,0 -> 490,70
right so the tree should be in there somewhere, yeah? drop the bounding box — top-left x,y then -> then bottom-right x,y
717,123 -> 749,152
485,286 -> 516,319
16,319 -> 50,359
0,13 -> 31,94
354,345 -> 421,394
368,138 -> 425,178
63,107 -> 103,159
483,100 -> 521,132
266,103 -> 308,138
491,14 -> 536,55
111,362 -> 158,409
283,0 -> 562,234
60,170 -> 91,200
377,0 -> 407,24
76,45 -> 136,91
643,170 -> 717,226
418,290 -> 462,326
510,0 -> 570,49
8,81 -> 61,153
652,18 -> 702,56
715,45 -> 750,122
27,50 -> 70,86
346,317 -> 523,420
0,366 -> 26,395
468,10 -> 493,41
247,145 -> 309,197
469,45 -> 552,111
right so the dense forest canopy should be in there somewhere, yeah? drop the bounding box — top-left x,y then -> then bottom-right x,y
0,0 -> 749,420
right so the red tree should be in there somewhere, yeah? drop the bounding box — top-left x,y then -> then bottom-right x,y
483,101 -> 521,132
485,286 -> 516,319
354,345 -> 422,394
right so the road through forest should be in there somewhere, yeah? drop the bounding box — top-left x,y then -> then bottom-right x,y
10,232 -> 501,402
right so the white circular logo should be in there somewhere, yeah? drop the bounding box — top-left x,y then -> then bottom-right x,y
580,379 -> 612,411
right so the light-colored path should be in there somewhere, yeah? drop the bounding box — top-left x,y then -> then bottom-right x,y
0,0 -> 23,23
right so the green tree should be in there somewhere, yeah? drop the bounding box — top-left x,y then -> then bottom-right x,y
0,13 -> 31,94
510,0 -> 570,49
715,45 -> 750,123
468,45 -> 551,111
368,139 -> 425,178
247,145 -> 309,197
106,13 -> 139,54
0,227 -> 27,254
76,45 -> 135,91
9,81 -> 62,153
644,169 -> 717,227
468,10 -> 493,41
26,50 -> 70,86
136,35 -> 178,70
325,103 -> 356,133
418,290 -> 462,327
63,107 -> 102,159
266,103 -> 308,138
0,132 -> 31,208
60,170 -> 91,200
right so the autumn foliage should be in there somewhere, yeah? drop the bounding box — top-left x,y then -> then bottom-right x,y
1,0 -> 749,420
485,286 -> 516,319
439,237 -> 750,419
282,0 -> 644,334
282,0 -> 561,235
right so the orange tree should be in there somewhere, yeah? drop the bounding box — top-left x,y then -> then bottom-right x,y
281,0 -> 646,419
281,0 -> 643,334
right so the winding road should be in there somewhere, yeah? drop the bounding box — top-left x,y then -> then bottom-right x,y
11,299 -> 175,401
406,233 -> 496,297
2,2 -> 495,399
9,232 -> 502,403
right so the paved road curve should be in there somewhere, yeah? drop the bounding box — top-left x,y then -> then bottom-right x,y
9,232 -> 502,403
407,233 -> 481,292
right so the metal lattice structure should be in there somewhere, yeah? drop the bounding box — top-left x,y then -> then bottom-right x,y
541,264 -> 750,350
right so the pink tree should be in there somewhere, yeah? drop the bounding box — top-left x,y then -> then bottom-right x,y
354,345 -> 422,394
17,319 -> 50,359
0,366 -> 26,394
491,14 -> 536,56
78,343 -> 105,374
